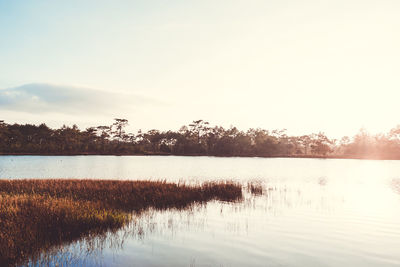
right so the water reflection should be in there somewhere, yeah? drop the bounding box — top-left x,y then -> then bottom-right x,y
23,204 -> 211,266
390,178 -> 400,195
24,231 -> 125,267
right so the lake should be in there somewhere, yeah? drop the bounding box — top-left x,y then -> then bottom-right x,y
1,156 -> 400,266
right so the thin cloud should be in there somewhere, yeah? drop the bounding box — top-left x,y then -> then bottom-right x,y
0,83 -> 163,116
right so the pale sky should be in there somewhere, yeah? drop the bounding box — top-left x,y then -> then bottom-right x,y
1,0 -> 400,138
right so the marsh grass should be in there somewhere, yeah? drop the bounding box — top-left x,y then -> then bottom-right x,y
247,182 -> 263,195
0,179 -> 242,266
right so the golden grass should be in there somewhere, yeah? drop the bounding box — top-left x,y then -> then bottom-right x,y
0,179 -> 242,266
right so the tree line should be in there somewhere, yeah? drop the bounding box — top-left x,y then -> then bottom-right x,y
1,119 -> 400,159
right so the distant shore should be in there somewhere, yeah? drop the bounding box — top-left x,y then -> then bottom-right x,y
1,152 -> 399,160
3,119 -> 400,161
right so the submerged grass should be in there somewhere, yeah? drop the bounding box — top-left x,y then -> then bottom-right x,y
0,179 -> 242,266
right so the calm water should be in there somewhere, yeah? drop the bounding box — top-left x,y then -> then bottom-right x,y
1,156 -> 400,267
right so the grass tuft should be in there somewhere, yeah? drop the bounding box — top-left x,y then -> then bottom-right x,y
247,182 -> 263,195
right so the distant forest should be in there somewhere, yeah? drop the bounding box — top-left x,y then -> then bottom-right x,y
1,119 -> 400,159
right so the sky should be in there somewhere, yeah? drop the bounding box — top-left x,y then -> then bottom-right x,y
1,0 -> 400,138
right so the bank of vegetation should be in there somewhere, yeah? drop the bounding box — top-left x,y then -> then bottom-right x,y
0,179 -> 242,266
1,119 -> 400,159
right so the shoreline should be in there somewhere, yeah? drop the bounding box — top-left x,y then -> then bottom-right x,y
0,152 -> 399,160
